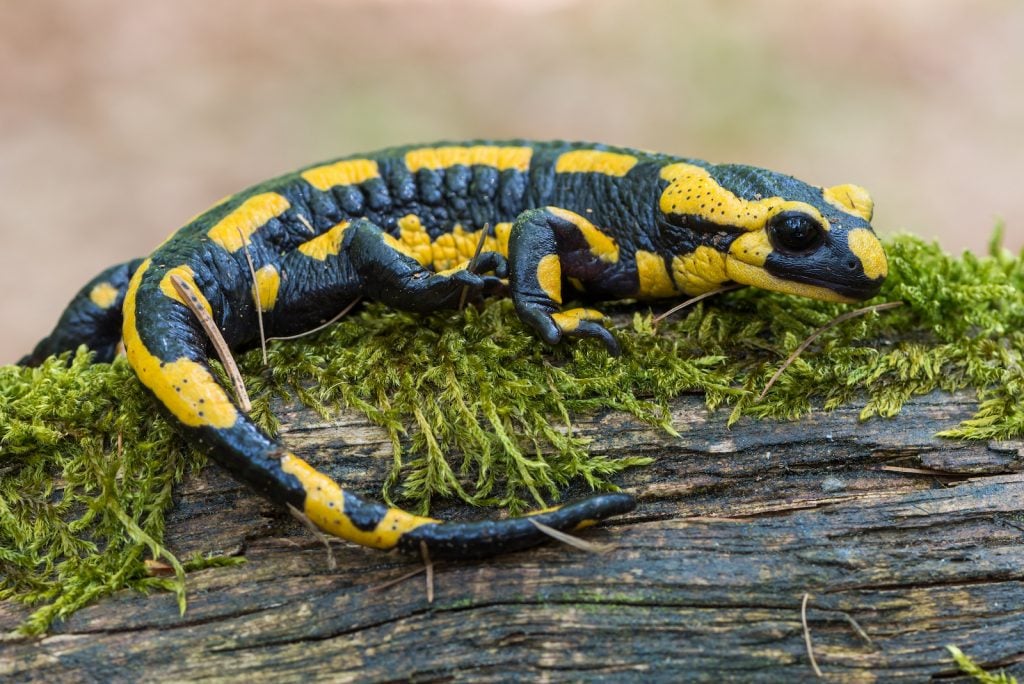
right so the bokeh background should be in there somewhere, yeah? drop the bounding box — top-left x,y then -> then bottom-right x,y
2,0 -> 1022,363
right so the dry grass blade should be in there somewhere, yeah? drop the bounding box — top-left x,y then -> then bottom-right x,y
287,503 -> 336,570
266,296 -> 362,342
528,519 -> 614,553
419,541 -> 435,603
238,229 -> 268,366
653,283 -> 744,325
802,592 -> 823,678
169,273 -> 251,413
758,301 -> 903,401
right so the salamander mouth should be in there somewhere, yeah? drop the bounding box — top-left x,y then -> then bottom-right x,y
725,259 -> 880,303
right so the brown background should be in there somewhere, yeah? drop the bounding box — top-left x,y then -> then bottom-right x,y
2,0 -> 1022,364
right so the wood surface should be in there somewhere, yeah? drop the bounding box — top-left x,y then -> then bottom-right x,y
2,390 -> 1023,682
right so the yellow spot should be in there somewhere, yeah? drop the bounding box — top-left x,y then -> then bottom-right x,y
297,220 -> 350,261
552,308 -> 604,333
824,184 -> 874,222
725,259 -> 855,303
89,282 -> 120,309
301,159 -> 380,191
159,265 -> 213,317
280,453 -> 436,549
555,149 -> 638,177
252,264 -> 280,311
634,250 -> 678,299
659,163 -> 827,233
430,223 -> 497,271
382,233 -> 419,260
537,254 -> 562,304
208,193 -> 291,252
405,145 -> 532,173
672,246 -> 729,295
397,214 -> 436,267
848,228 -> 888,280
122,260 -> 239,429
547,207 -> 619,263
494,222 -> 513,255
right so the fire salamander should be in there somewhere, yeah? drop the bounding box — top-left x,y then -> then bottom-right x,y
21,141 -> 887,558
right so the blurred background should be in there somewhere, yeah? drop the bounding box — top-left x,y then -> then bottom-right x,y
2,0 -> 1022,363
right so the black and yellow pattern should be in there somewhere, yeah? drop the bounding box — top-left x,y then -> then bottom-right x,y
22,141 -> 887,557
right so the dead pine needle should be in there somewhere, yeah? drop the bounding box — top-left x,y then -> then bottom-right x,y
758,301 -> 903,401
169,273 -> 252,413
238,228 -> 268,366
287,503 -> 336,571
653,284 -> 744,326
420,541 -> 435,604
802,592 -> 824,678
528,519 -> 614,554
266,297 -> 362,342
459,223 -> 492,312
368,565 -> 428,594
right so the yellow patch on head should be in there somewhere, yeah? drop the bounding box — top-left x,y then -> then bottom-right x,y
159,265 -> 214,317
671,246 -> 729,296
301,159 -> 380,191
252,264 -> 280,312
847,228 -> 888,280
555,149 -> 638,177
404,145 -> 532,173
122,260 -> 239,429
634,250 -> 678,299
536,254 -> 562,304
207,192 -> 291,252
659,163 -> 827,233
296,220 -> 350,261
89,282 -> 120,309
280,453 -> 436,549
547,207 -> 619,263
823,184 -> 874,222
727,231 -> 773,268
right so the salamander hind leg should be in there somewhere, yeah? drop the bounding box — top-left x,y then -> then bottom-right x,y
20,257 -> 146,366
507,207 -> 621,355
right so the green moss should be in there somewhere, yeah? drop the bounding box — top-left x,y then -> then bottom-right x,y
3,232 -> 1024,635
949,646 -> 1019,684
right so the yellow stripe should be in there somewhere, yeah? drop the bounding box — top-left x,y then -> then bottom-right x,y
297,221 -> 350,261
547,207 -> 619,263
301,159 -> 380,191
122,260 -> 239,429
207,192 -> 291,253
280,453 -> 436,549
555,149 -> 637,176
405,145 -> 532,172
634,250 -> 678,298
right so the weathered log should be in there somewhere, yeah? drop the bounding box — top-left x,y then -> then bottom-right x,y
2,391 -> 1023,681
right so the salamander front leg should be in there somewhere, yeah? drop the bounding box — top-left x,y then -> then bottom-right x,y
507,207 -> 621,355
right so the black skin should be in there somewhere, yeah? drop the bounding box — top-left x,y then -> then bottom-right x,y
22,140 -> 884,557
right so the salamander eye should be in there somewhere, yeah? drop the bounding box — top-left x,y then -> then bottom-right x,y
768,211 -> 825,254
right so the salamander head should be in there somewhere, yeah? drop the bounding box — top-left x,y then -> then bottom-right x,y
657,162 -> 887,302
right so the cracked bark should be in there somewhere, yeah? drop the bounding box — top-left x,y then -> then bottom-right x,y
2,391 -> 1023,682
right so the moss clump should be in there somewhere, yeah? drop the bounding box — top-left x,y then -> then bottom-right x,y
3,232 -> 1024,635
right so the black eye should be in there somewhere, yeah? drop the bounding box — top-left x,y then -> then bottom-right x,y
768,211 -> 825,254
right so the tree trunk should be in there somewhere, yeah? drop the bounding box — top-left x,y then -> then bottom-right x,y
2,391 -> 1023,682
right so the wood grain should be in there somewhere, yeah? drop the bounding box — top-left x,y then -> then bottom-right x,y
2,391 -> 1023,682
